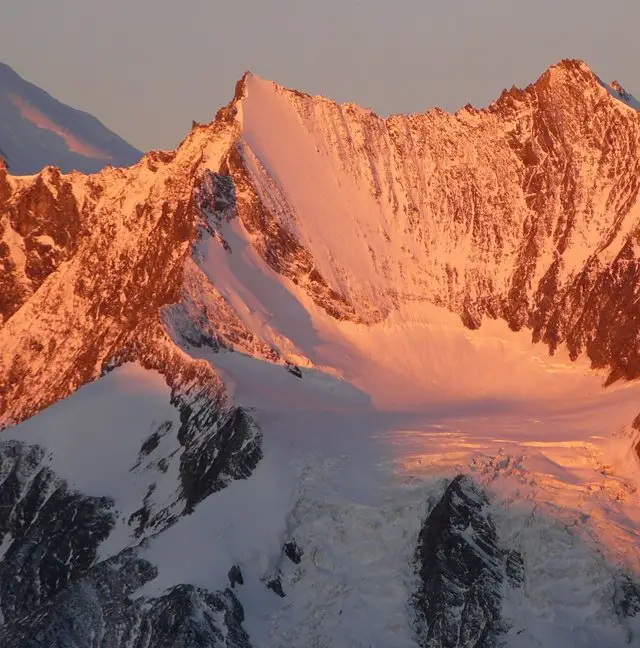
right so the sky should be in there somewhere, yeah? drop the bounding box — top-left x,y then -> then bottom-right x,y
1,0 -> 638,151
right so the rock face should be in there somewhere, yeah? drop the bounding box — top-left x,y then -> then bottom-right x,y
0,441 -> 115,620
0,554 -> 252,648
413,475 -> 504,648
228,60 -> 640,383
0,61 -> 141,175
0,440 -> 253,648
0,166 -> 82,322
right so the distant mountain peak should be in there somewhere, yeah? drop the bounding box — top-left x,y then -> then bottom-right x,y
0,61 -> 142,175
533,58 -> 601,92
550,57 -> 594,73
608,79 -> 640,110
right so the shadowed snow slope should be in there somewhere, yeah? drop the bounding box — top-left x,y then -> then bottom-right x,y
2,60 -> 640,647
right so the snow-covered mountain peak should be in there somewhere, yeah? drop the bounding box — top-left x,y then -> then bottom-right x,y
494,58 -> 639,118
238,59 -> 613,126
0,61 -> 142,175
538,58 -> 617,94
4,60 -> 640,646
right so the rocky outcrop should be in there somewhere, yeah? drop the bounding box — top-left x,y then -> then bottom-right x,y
134,585 -> 252,648
503,549 -> 524,588
0,440 -> 253,648
0,441 -> 115,621
104,321 -> 263,525
0,167 -> 83,323
177,404 -> 261,513
228,565 -> 244,589
283,539 -> 303,564
413,475 -> 505,648
0,551 -> 252,648
162,169 -> 281,361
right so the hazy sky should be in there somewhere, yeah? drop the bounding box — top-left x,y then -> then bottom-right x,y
2,0 -> 638,151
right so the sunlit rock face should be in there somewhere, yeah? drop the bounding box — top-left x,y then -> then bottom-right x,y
2,60 -> 640,646
233,60 -> 640,383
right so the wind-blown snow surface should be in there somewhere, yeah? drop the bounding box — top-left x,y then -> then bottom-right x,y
167,312 -> 640,647
5,60 -> 640,646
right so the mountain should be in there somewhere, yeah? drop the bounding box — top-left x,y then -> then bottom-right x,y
2,59 -> 640,646
609,80 -> 640,110
0,62 -> 142,175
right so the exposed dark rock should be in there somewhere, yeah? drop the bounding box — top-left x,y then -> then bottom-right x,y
413,474 -> 504,648
103,318 -> 263,530
285,362 -> 303,379
0,441 -> 254,648
503,549 -> 525,588
127,482 -> 157,539
134,585 -> 252,648
140,429 -> 164,457
166,305 -> 223,350
615,576 -> 640,618
0,550 -> 154,648
0,550 -> 252,648
266,574 -> 286,598
228,565 -> 244,588
283,539 -> 303,564
178,405 -> 262,514
0,441 -> 115,622
196,171 -> 238,230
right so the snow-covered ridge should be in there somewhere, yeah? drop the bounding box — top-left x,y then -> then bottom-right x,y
4,57 -> 640,401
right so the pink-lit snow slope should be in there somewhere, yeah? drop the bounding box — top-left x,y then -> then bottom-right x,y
174,70 -> 640,593
194,70 -> 637,407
